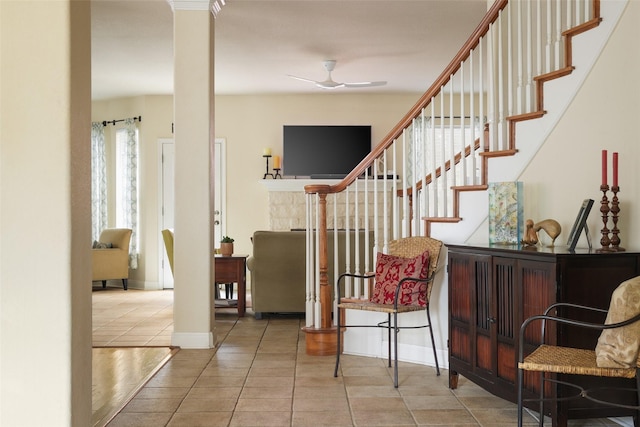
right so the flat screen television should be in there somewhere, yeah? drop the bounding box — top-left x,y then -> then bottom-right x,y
282,125 -> 371,178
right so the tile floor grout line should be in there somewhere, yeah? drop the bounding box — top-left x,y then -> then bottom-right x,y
163,317 -> 240,427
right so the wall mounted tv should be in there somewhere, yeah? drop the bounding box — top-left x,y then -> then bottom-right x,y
283,125 -> 371,179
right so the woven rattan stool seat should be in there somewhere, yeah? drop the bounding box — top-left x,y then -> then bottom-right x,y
519,344 -> 637,379
338,300 -> 424,314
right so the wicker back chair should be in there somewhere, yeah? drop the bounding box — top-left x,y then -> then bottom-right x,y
334,236 -> 443,388
517,276 -> 640,427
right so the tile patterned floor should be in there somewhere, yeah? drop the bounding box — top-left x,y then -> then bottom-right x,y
93,288 -> 627,427
93,288 -> 174,347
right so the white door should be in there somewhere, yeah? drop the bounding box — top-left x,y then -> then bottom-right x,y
159,139 -> 175,289
214,138 -> 226,246
159,138 -> 226,288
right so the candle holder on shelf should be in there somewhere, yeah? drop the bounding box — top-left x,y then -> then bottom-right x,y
609,185 -> 625,252
596,184 -> 611,253
273,168 -> 282,179
263,155 -> 274,179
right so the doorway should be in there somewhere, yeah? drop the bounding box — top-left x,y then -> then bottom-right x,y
158,138 -> 226,288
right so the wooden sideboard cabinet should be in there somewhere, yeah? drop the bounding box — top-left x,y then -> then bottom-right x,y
447,243 -> 640,427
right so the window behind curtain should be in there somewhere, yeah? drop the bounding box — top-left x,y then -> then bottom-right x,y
115,123 -> 139,268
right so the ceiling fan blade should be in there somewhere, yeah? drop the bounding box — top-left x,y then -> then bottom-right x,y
289,60 -> 387,90
287,74 -> 320,84
343,81 -> 387,88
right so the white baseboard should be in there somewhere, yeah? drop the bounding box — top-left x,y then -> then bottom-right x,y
171,332 -> 214,349
341,314 -> 448,369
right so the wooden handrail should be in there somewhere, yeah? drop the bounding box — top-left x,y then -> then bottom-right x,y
305,0 -> 509,196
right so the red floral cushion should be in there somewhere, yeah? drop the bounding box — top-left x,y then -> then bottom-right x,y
370,250 -> 430,306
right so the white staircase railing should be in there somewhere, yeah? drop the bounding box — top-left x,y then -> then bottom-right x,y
301,0 -> 602,354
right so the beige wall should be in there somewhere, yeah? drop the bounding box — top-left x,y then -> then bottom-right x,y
517,0 -> 639,250
1,1 -> 92,425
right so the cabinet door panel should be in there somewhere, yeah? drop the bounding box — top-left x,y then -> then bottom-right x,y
448,255 -> 472,324
497,341 -> 516,383
475,259 -> 491,331
493,258 -> 516,341
519,260 -> 557,404
521,261 -> 557,346
476,334 -> 492,372
450,326 -> 471,363
492,257 -> 517,380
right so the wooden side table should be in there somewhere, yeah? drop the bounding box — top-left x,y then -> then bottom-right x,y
213,254 -> 248,317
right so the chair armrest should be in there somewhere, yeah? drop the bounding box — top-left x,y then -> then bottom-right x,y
517,307 -> 640,363
542,302 -> 608,317
335,272 -> 375,301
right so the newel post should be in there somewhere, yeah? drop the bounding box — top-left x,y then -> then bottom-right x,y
317,193 -> 332,329
302,185 -> 339,356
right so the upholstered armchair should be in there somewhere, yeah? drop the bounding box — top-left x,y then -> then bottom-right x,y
161,229 -> 174,275
92,228 -> 132,290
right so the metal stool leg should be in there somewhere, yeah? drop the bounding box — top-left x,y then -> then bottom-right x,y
426,306 -> 440,376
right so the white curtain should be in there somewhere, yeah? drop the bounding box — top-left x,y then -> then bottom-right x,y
118,118 -> 139,269
91,122 -> 107,242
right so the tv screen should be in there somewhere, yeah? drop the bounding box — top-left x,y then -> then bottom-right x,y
283,125 -> 371,178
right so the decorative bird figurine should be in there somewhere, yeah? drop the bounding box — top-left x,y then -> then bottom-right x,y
521,219 -> 539,246
533,219 -> 562,247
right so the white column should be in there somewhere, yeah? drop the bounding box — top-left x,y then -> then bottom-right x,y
171,1 -> 216,348
0,1 -> 92,425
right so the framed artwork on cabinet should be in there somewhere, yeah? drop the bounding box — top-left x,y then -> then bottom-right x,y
488,181 -> 524,244
567,199 -> 594,251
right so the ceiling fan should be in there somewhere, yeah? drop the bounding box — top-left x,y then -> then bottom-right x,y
288,60 -> 387,90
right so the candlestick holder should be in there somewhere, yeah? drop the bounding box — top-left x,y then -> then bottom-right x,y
273,168 -> 282,179
263,155 -> 274,179
609,185 -> 625,252
596,184 -> 611,252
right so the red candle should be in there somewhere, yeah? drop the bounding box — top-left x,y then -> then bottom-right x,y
613,152 -> 618,187
601,150 -> 607,186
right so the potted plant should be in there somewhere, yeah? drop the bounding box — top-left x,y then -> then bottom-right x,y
220,236 -> 234,256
